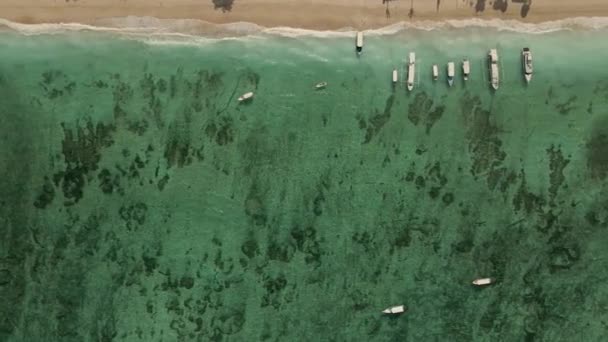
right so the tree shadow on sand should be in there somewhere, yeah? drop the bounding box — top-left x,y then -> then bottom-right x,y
492,0 -> 508,12
475,0 -> 486,13
521,4 -> 531,18
212,0 -> 234,12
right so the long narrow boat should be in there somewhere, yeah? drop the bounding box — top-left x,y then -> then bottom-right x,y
488,49 -> 499,90
472,277 -> 495,286
238,91 -> 254,102
392,68 -> 398,84
382,305 -> 406,315
462,59 -> 470,81
432,64 -> 439,81
356,32 -> 363,56
447,62 -> 455,87
407,52 -> 416,91
522,47 -> 533,83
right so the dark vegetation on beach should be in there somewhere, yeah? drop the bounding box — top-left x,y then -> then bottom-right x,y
212,0 -> 234,12
474,0 -> 531,17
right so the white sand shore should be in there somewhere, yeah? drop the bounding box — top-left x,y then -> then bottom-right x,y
1,0 -> 608,30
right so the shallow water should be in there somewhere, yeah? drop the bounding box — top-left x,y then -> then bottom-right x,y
1,26 -> 608,341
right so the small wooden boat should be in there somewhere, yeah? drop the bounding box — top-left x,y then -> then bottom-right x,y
462,59 -> 470,81
472,277 -> 495,286
382,305 -> 406,314
522,47 -> 533,83
447,62 -> 455,87
356,32 -> 363,55
488,49 -> 499,90
238,92 -> 254,102
315,82 -> 327,90
407,52 -> 416,91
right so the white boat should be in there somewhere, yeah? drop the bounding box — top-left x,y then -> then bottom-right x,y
488,49 -> 499,90
392,69 -> 398,84
382,305 -> 406,314
472,277 -> 495,286
462,59 -> 470,81
522,47 -> 533,83
432,64 -> 439,81
238,91 -> 254,102
315,82 -> 327,90
447,62 -> 455,87
356,32 -> 363,55
407,52 -> 415,91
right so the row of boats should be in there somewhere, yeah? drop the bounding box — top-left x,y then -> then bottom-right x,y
382,277 -> 495,316
238,33 -> 533,102
356,32 -> 534,91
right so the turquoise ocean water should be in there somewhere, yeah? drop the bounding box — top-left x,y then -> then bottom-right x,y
1,22 -> 608,341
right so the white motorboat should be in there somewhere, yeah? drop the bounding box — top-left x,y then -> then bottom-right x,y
432,64 -> 439,81
447,62 -> 455,87
522,47 -> 533,83
315,82 -> 327,90
392,69 -> 398,84
488,49 -> 499,90
462,59 -> 470,81
407,52 -> 415,91
382,305 -> 406,314
238,91 -> 254,102
356,32 -> 363,55
472,277 -> 495,286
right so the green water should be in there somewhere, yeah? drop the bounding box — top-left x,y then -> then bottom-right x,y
1,28 -> 608,341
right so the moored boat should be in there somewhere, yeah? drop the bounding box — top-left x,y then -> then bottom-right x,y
462,59 -> 470,81
392,68 -> 398,84
407,52 -> 415,91
432,64 -> 439,81
382,305 -> 406,315
488,49 -> 499,90
522,47 -> 533,83
447,62 -> 455,87
472,277 -> 495,286
356,32 -> 363,55
238,91 -> 254,102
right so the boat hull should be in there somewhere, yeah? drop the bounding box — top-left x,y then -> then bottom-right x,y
238,92 -> 254,102
472,277 -> 494,286
382,305 -> 406,314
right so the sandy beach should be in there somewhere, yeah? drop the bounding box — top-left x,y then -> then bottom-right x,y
1,0 -> 608,30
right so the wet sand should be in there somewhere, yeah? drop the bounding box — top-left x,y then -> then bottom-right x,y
1,0 -> 608,29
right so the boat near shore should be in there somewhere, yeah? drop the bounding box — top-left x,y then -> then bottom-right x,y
472,278 -> 495,286
462,59 -> 470,81
315,82 -> 327,90
488,49 -> 499,90
432,64 -> 439,81
382,305 -> 406,315
407,52 -> 416,91
238,91 -> 254,102
447,62 -> 455,87
522,47 -> 533,83
356,32 -> 363,56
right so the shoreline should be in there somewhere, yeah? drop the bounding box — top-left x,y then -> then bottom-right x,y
1,17 -> 608,40
1,0 -> 608,31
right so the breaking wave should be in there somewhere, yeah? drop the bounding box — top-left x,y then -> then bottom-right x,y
0,16 -> 607,42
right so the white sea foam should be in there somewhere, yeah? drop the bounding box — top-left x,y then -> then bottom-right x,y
1,16 -> 607,43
